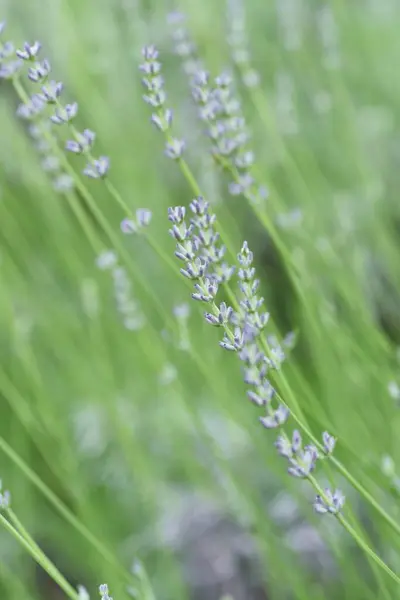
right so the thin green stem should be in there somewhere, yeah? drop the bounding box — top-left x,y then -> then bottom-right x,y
0,511 -> 80,600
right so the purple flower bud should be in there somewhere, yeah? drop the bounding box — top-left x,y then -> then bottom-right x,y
275,434 -> 293,458
16,41 -> 41,60
168,206 -> 186,224
83,156 -> 110,179
142,45 -> 159,61
0,59 -> 23,79
259,404 -> 290,429
165,138 -> 185,160
215,72 -> 232,88
204,312 -> 221,326
151,109 -> 172,131
136,208 -> 152,228
39,80 -> 63,103
121,219 -> 137,234
28,59 -> 51,82
0,41 -> 14,60
51,102 -> 78,124
313,489 -> 345,515
322,431 -> 336,455
66,129 -> 95,154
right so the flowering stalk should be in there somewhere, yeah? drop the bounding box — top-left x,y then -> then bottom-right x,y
136,38 -> 400,545
168,197 -> 400,584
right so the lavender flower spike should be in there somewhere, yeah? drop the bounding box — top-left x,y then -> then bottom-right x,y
83,156 -> 110,179
16,41 -> 41,60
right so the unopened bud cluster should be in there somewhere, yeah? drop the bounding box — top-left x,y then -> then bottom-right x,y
99,584 -> 113,600
167,11 -> 202,76
169,200 -> 343,515
190,69 -> 267,202
11,36 -> 109,180
140,45 -> 185,160
121,209 -> 152,234
96,250 -> 145,331
226,0 -> 261,88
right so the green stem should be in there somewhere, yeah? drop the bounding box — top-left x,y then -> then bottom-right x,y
0,511 -> 80,600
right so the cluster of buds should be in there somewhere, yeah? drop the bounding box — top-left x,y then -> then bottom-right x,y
190,70 -> 267,203
0,23 -> 23,79
96,250 -> 145,331
140,45 -> 185,159
13,39 -> 109,179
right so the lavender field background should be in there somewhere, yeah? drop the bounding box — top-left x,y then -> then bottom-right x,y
1,1 -> 400,599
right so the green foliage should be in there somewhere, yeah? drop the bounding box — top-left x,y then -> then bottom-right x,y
0,1 -> 400,599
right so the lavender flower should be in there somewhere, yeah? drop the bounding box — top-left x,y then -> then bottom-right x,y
165,138 -> 185,160
287,445 -> 319,478
227,0 -> 260,87
120,209 -> 152,234
16,94 -> 45,119
112,266 -> 145,331
140,48 -> 167,110
151,109 -> 172,132
96,252 -> 145,330
83,156 -> 110,179
140,45 -> 186,154
314,489 -> 345,515
16,41 -> 41,60
190,69 -> 266,202
0,24 -> 23,78
322,431 -> 336,455
189,196 -> 234,284
99,583 -> 113,600
66,129 -> 95,154
260,404 -> 290,429
246,380 -> 274,405
275,429 -> 302,458
167,11 -> 202,75
204,302 -> 233,326
237,241 -> 269,333
51,102 -> 78,124
0,59 -> 23,78
0,40 -> 15,60
38,80 -> 63,103
28,59 -> 51,82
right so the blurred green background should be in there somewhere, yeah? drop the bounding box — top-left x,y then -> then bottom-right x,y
1,0 -> 400,599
